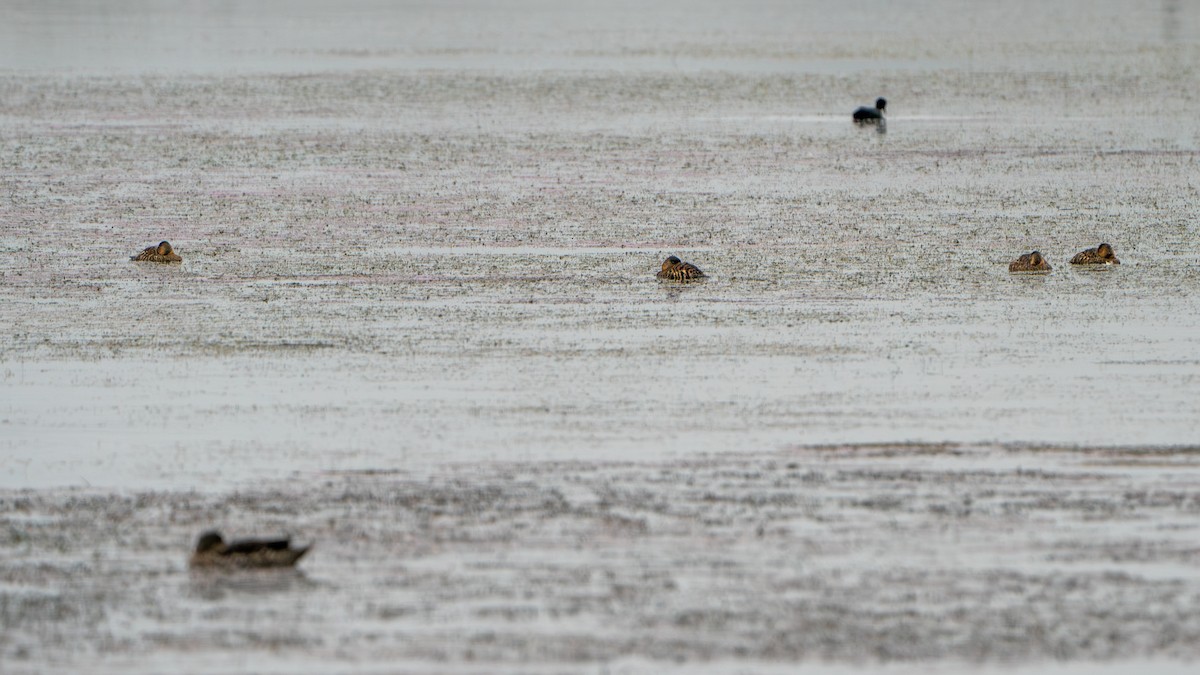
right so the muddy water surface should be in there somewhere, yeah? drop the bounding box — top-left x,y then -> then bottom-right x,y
2,0 -> 1200,672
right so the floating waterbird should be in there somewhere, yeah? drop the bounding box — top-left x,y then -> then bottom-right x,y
132,241 -> 182,263
852,98 -> 887,124
189,531 -> 311,569
1009,251 -> 1052,273
1069,243 -> 1120,265
656,255 -> 706,281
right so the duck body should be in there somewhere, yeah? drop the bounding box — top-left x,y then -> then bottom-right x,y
189,531 -> 311,569
1069,242 -> 1120,265
852,97 -> 887,123
656,255 -> 705,281
132,241 -> 182,263
1009,251 -> 1052,273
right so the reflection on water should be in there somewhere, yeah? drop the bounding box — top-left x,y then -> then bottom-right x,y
3,1 -> 1200,672
188,568 -> 317,601
659,280 -> 706,301
1162,0 -> 1181,42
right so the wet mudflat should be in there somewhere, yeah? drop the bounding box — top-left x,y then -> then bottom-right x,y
3,0 -> 1200,672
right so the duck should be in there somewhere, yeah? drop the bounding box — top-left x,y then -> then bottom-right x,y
656,255 -> 705,281
1009,251 -> 1052,273
189,531 -> 311,569
132,241 -> 182,263
1069,242 -> 1120,265
852,98 -> 887,124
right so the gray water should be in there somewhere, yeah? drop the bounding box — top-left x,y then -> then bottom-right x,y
2,1 -> 1200,672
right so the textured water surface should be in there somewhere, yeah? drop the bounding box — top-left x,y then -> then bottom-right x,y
2,0 -> 1200,672
5,445 -> 1200,674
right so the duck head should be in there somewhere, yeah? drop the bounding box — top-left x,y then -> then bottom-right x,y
195,531 -> 225,554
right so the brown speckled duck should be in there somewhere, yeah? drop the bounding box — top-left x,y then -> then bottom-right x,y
1009,251 -> 1052,273
1069,242 -> 1120,265
656,255 -> 705,281
132,241 -> 182,263
189,531 -> 311,569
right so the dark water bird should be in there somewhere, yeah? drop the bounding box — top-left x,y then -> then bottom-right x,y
1009,251 -> 1052,273
852,97 -> 887,124
1069,243 -> 1120,265
656,255 -> 705,281
132,241 -> 182,263
189,531 -> 311,569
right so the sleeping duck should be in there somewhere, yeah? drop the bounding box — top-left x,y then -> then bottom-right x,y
1009,251 -> 1052,273
1069,242 -> 1120,265
656,255 -> 706,281
132,241 -> 182,263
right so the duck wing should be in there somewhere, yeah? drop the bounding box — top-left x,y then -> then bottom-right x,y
224,537 -> 293,554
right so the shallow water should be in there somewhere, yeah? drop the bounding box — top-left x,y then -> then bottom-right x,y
5,445 -> 1200,674
2,0 -> 1200,672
